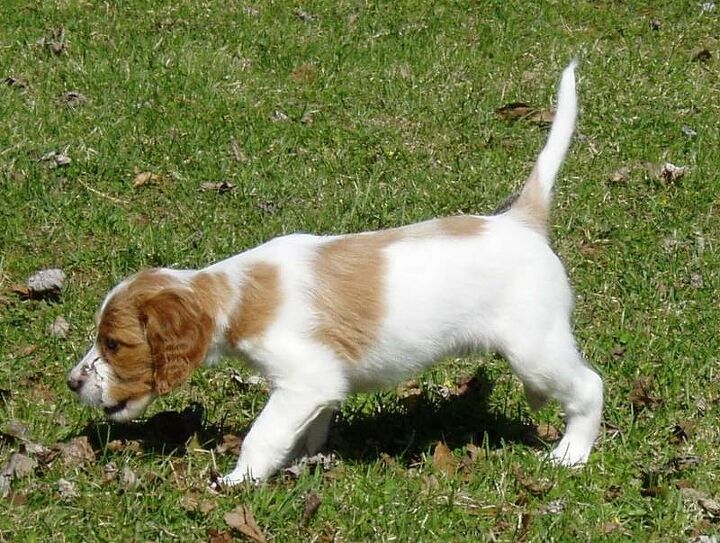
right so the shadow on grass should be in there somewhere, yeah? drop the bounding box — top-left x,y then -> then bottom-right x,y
331,366 -> 537,464
78,402 -> 225,457
74,367 -> 538,465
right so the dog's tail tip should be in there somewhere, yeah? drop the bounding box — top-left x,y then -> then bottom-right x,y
509,59 -> 579,236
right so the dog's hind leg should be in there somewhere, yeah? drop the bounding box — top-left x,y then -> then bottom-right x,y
502,320 -> 603,466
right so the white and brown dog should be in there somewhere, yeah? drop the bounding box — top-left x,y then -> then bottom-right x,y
68,61 -> 603,485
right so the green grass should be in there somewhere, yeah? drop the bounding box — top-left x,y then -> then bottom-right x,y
1,0 -> 719,541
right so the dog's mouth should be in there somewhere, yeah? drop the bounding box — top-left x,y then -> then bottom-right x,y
103,400 -> 128,416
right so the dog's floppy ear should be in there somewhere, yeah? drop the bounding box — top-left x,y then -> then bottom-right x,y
140,288 -> 213,395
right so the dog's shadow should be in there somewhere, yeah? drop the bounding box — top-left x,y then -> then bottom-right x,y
330,366 -> 537,464
76,367 -> 538,465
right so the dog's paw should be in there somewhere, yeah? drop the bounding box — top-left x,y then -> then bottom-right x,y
548,439 -> 590,467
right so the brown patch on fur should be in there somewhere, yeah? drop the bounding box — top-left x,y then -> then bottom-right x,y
435,216 -> 486,237
98,270 -> 214,399
511,167 -> 548,236
191,271 -> 232,318
226,263 -> 282,345
312,231 -> 399,363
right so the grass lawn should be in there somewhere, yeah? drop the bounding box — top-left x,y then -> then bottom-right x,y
1,0 -> 719,541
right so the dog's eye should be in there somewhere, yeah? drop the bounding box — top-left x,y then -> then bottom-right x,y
105,337 -> 119,353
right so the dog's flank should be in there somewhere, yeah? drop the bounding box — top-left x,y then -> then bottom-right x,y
68,61 -> 603,486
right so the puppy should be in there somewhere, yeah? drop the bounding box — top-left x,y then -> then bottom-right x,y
68,61 -> 603,485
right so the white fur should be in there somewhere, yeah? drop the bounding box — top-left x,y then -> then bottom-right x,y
69,61 -> 603,486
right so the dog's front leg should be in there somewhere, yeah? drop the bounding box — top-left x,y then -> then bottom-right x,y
221,388 -> 338,486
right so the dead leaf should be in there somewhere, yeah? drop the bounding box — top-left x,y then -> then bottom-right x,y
512,465 -> 553,497
600,521 -> 622,535
3,76 -> 29,89
271,110 -> 288,122
132,171 -> 161,188
301,492 -> 321,526
604,485 -> 623,501
670,420 -> 696,444
294,8 -> 315,22
629,376 -> 661,412
534,423 -> 561,443
610,166 -> 631,183
455,374 -> 481,395
659,162 -> 687,184
230,138 -> 247,162
120,466 -> 139,489
692,48 -> 712,62
538,499 -> 565,515
667,455 -> 701,472
39,150 -> 71,168
102,462 -> 118,484
47,316 -> 70,338
396,379 -> 422,398
285,452 -> 337,479
54,436 -> 96,467
215,434 -> 242,456
57,478 -> 78,499
38,27 -> 66,55
432,442 -> 458,476
291,63 -> 317,83
200,181 -> 235,193
682,487 -> 720,517
496,102 -> 554,125
224,505 -> 267,543
208,529 -> 234,543
57,91 -> 88,108
27,268 -> 65,298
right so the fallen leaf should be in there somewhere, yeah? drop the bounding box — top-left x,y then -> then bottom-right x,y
285,452 -> 338,479
200,181 -> 236,193
396,379 -> 422,398
682,487 -> 720,517
692,48 -> 712,62
215,434 -> 242,456
132,171 -> 161,188
57,478 -> 77,499
230,138 -> 247,162
600,521 -> 622,535
496,102 -> 554,125
294,8 -> 315,22
670,420 -> 696,444
3,76 -> 29,89
102,462 -> 118,484
682,125 -> 698,138
57,91 -> 88,108
27,268 -> 65,297
208,529 -> 234,543
54,436 -> 96,467
538,498 -> 565,515
534,423 -> 561,443
224,505 -> 267,543
629,376 -> 661,412
513,465 -> 553,497
604,485 -> 623,501
47,316 -> 70,338
610,166 -> 631,183
668,455 -> 701,472
38,27 -> 66,55
291,63 -> 317,83
271,110 -> 288,122
659,162 -> 687,184
432,442 -> 458,476
120,466 -> 139,489
39,150 -> 71,168
301,492 -> 321,526
455,374 -> 481,395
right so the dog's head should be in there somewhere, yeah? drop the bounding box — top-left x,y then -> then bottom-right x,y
67,270 -> 213,422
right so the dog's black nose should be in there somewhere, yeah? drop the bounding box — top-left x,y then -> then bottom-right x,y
67,376 -> 83,392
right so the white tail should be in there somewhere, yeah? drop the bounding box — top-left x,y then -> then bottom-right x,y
510,60 -> 578,236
